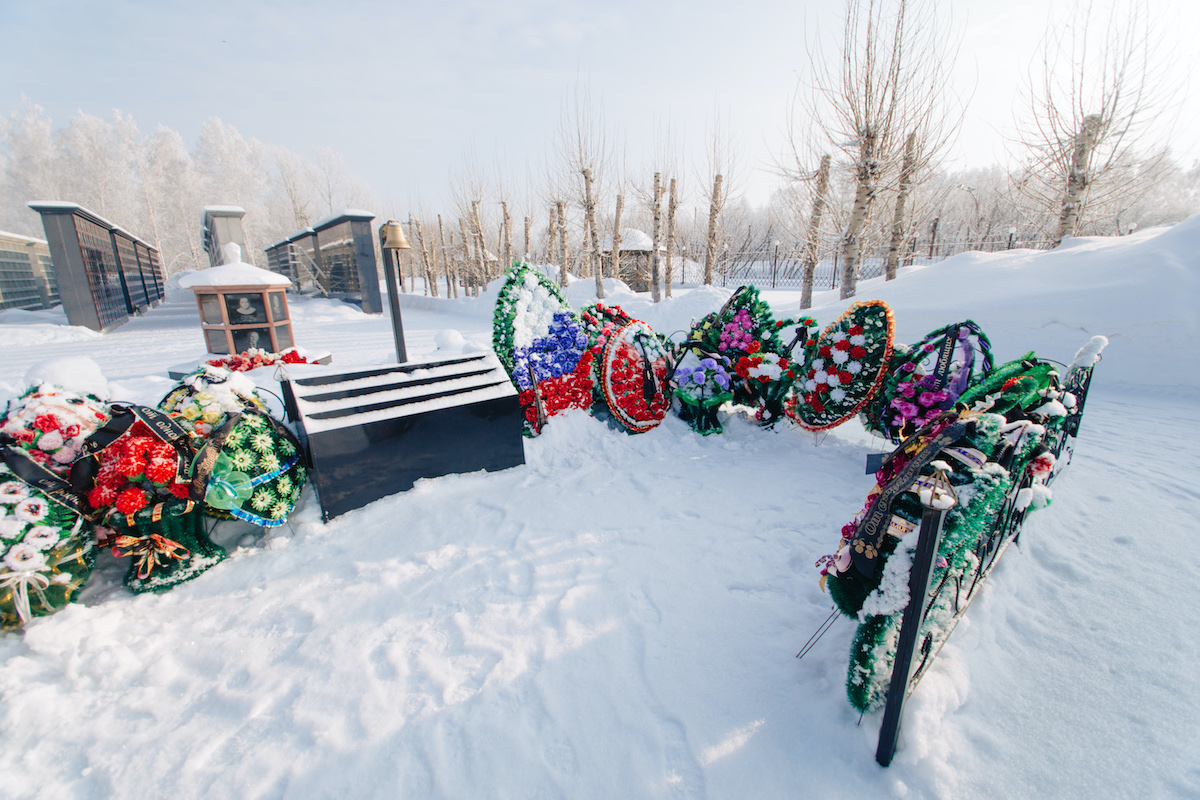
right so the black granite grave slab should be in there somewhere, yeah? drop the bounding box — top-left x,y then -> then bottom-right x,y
287,354 -> 525,521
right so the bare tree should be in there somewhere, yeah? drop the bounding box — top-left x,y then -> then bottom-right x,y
698,110 -> 741,286
557,200 -> 569,286
794,0 -> 962,298
800,154 -> 832,308
884,132 -> 917,279
553,81 -> 609,298
649,172 -> 665,301
1012,0 -> 1173,244
610,193 -> 624,287
438,214 -> 456,298
664,178 -> 678,296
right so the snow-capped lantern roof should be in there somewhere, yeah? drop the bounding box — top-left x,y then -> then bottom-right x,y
178,243 -> 292,288
600,228 -> 661,252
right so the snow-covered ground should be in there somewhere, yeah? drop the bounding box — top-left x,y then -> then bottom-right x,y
0,219 -> 1197,799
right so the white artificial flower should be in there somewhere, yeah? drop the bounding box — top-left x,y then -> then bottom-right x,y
831,330 -> 847,343
0,482 -> 29,504
847,361 -> 863,374
830,388 -> 847,402
805,379 -> 817,391
812,358 -> 825,371
826,372 -> 841,387
14,498 -> 48,523
0,518 -> 22,541
2,543 -> 46,573
52,446 -> 79,464
832,349 -> 849,365
813,370 -> 828,384
850,335 -> 866,347
22,526 -> 60,551
37,430 -> 64,451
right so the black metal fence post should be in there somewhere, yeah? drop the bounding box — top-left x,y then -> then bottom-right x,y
876,484 -> 955,767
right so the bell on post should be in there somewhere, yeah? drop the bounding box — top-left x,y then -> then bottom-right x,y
382,220 -> 411,250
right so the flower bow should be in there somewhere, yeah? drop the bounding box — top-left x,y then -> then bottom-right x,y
112,533 -> 191,580
204,453 -> 254,511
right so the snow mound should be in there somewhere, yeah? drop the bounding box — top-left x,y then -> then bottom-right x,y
800,215 -> 1200,390
24,356 -> 109,399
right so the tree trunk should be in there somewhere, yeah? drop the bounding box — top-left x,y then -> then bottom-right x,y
801,155 -> 831,310
546,204 -> 558,267
650,172 -> 664,302
470,200 -> 487,296
557,201 -> 569,288
664,178 -> 677,297
458,216 -> 475,297
1055,114 -> 1102,245
581,214 -> 591,277
840,133 -> 879,300
413,218 -> 437,296
611,193 -> 624,287
524,216 -> 531,263
885,133 -> 916,281
501,201 -> 512,270
438,215 -> 456,299
703,173 -> 723,285
582,168 -> 604,299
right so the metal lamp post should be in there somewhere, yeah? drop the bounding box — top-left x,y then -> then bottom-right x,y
381,220 -> 412,363
1007,226 -> 1017,250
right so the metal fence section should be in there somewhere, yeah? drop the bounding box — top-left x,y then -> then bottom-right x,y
672,234 -> 1055,291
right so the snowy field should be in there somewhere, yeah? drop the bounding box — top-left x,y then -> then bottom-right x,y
0,218 -> 1197,799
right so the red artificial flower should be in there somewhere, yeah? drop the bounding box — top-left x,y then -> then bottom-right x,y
145,458 -> 177,485
62,424 -> 81,438
819,345 -> 832,358
147,440 -> 175,462
807,368 -> 816,379
748,340 -> 761,354
13,430 -> 35,444
834,339 -> 850,351
850,346 -> 866,359
839,371 -> 854,385
848,325 -> 863,335
34,414 -> 60,433
786,370 -> 796,380
116,453 -> 148,479
115,487 -> 149,515
89,483 -> 119,509
169,482 -> 192,499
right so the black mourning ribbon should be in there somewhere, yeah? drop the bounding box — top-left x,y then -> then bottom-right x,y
632,332 -> 661,407
849,419 -> 967,577
929,324 -> 962,390
0,436 -> 92,518
70,404 -> 197,498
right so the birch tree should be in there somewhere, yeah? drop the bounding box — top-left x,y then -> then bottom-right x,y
1012,0 -> 1172,244
797,0 -> 961,299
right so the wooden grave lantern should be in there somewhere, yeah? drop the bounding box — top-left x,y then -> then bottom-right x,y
180,243 -> 295,355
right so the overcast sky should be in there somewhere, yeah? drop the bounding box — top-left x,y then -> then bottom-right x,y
3,0 -> 1197,217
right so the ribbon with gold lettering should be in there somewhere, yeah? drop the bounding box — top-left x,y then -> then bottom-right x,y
849,420 -> 967,576
72,404 -> 197,493
0,441 -> 92,518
